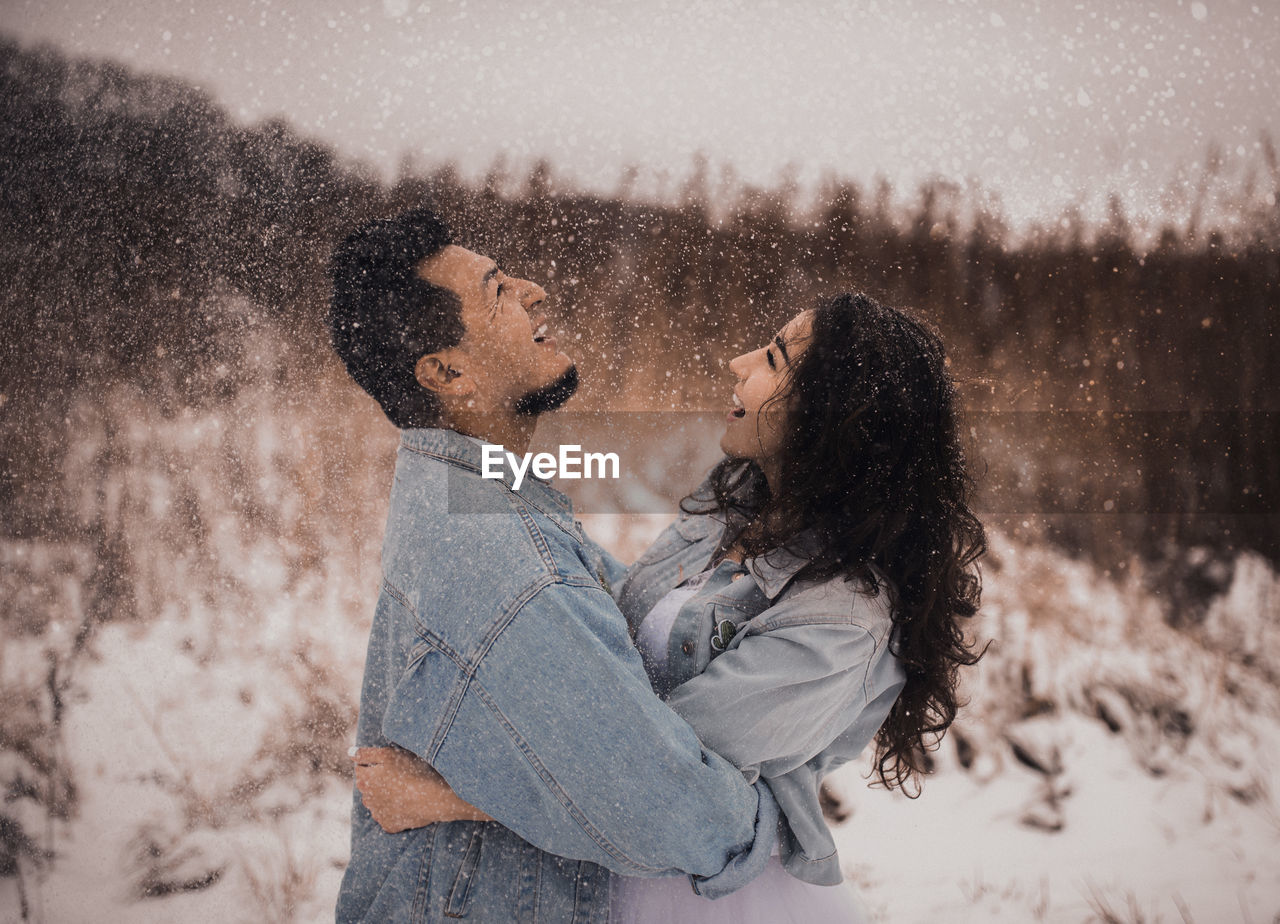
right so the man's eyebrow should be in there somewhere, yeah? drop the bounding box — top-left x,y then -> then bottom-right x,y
774,334 -> 791,365
481,263 -> 499,318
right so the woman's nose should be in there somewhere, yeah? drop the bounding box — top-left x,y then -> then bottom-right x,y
728,353 -> 747,377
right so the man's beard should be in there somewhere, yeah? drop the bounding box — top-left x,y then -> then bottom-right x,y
514,365 -> 579,417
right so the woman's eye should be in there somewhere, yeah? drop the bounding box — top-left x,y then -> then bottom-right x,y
766,349 -> 776,369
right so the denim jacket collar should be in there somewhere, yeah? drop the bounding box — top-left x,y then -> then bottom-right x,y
703,463 -> 817,600
743,532 -> 821,600
713,504 -> 818,600
398,427 -> 577,532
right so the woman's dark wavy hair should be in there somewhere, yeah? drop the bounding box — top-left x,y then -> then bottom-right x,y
682,292 -> 986,794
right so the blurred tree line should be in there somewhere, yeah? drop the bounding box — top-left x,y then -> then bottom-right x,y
1,37 -> 1277,565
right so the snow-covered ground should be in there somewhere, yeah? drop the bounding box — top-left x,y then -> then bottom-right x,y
830,534 -> 1280,923
2,381 -> 1278,923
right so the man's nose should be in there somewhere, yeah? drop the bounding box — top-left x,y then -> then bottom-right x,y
517,279 -> 547,306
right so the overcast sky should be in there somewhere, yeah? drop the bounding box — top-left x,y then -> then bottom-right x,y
3,0 -> 1277,227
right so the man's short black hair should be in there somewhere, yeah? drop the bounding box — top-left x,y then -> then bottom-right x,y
328,208 -> 462,428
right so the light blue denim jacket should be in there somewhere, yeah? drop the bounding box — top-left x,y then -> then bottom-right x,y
336,430 -> 779,923
614,472 -> 908,886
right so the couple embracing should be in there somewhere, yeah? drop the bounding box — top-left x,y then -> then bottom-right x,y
328,208 -> 985,923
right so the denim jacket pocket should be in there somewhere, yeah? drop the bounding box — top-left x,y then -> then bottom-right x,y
443,825 -> 486,918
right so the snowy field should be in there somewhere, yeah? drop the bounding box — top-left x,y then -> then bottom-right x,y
2,375 -> 1278,923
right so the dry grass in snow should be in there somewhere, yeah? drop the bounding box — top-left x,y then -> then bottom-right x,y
1,373 -> 1277,922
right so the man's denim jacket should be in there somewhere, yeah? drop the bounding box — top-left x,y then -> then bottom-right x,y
336,429 -> 778,923
614,485 -> 908,886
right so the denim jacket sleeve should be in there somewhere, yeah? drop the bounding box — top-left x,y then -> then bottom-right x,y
664,622 -> 882,781
378,577 -> 779,897
576,523 -> 630,599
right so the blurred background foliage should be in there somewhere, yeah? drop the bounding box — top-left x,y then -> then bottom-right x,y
1,35 -> 1276,564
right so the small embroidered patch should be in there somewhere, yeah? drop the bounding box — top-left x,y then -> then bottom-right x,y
710,618 -> 737,652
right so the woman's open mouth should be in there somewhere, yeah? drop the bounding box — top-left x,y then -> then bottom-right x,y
727,392 -> 746,421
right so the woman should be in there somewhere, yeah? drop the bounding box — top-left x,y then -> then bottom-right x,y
352,293 -> 986,921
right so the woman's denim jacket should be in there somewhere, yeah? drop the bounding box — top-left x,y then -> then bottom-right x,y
336,430 -> 779,923
615,491 -> 908,886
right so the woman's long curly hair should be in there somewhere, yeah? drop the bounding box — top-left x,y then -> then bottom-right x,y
682,292 -> 986,794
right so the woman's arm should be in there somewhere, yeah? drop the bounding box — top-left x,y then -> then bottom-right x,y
664,622 -> 894,778
350,745 -> 492,832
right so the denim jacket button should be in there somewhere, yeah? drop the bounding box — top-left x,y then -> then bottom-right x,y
731,572 -> 743,581
681,640 -> 694,656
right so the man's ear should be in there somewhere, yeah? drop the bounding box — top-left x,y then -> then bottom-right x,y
415,350 -> 474,396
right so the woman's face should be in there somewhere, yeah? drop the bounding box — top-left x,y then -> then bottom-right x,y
720,310 -> 813,475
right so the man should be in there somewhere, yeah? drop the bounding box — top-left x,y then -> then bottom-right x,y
329,209 -> 777,922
